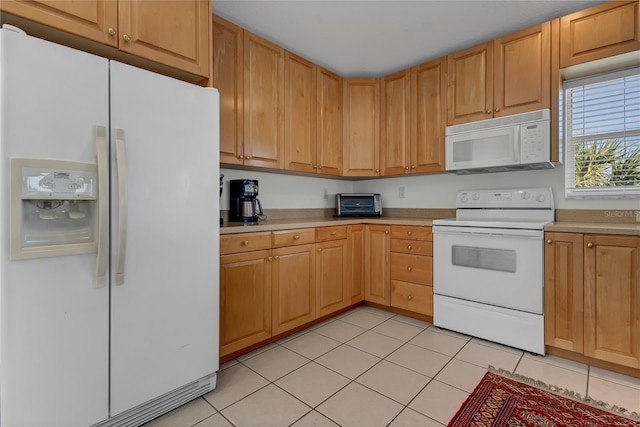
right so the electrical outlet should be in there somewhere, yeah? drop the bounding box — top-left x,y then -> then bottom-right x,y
323,188 -> 329,200
399,186 -> 405,199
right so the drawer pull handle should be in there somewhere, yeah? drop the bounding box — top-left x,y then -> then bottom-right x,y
331,231 -> 336,236
407,231 -> 412,236
587,242 -> 593,248
294,235 -> 300,240
407,245 -> 412,250
407,266 -> 412,272
408,295 -> 413,301
242,240 -> 249,246
546,239 -> 553,244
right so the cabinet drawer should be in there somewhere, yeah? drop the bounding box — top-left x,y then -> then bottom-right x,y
272,228 -> 315,248
391,280 -> 433,316
390,253 -> 432,285
220,232 -> 272,255
316,226 -> 348,241
390,225 -> 432,241
390,239 -> 432,256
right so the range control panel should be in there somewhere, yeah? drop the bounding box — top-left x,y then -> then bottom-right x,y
455,187 -> 554,209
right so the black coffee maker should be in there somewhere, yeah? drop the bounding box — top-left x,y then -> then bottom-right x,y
229,179 -> 263,222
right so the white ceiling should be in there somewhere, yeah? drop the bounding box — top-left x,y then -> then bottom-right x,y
213,0 -> 605,77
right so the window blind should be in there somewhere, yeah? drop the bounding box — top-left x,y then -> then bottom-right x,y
563,67 -> 640,198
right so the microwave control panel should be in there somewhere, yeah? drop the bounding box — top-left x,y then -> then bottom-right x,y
520,121 -> 549,163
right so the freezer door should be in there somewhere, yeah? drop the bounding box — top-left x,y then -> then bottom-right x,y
0,28 -> 110,426
109,61 -> 220,416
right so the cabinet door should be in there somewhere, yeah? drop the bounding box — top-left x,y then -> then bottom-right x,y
544,233 -> 584,353
316,239 -> 349,317
284,52 -> 317,173
381,70 -> 411,176
272,244 -> 316,335
584,235 -> 640,369
1,0 -> 118,47
364,225 -> 391,305
118,0 -> 210,77
343,78 -> 380,176
244,32 -> 284,168
447,42 -> 493,125
213,15 -> 244,165
494,22 -> 550,117
317,67 -> 343,176
348,224 -> 365,304
411,57 -> 446,173
220,250 -> 272,357
560,1 -> 640,68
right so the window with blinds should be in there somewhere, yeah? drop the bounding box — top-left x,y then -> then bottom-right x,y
563,67 -> 640,198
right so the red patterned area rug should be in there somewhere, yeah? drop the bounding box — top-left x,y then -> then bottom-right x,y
449,369 -> 640,427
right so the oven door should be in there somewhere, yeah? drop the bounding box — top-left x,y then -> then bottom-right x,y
433,225 -> 543,314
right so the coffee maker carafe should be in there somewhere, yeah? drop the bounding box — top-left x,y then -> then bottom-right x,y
229,179 -> 263,222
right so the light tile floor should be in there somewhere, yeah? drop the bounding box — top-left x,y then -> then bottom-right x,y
144,306 -> 640,427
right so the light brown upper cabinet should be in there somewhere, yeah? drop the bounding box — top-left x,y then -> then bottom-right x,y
380,70 -> 411,176
213,15 -> 244,165
284,53 -> 317,174
380,58 -> 447,176
243,32 -> 285,169
316,68 -> 343,176
2,0 -> 210,77
448,22 -> 550,125
343,78 -> 380,177
560,1 -> 640,68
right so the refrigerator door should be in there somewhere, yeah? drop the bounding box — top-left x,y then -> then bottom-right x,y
109,61 -> 220,415
0,29 -> 110,425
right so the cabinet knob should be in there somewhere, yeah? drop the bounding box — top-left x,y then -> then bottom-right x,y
495,107 -> 500,113
318,165 -> 323,169
123,34 -> 131,42
384,230 -> 389,235
407,245 -> 412,250
294,235 -> 300,240
331,231 -> 336,236
375,169 -> 380,173
408,295 -> 413,301
267,256 -> 273,261
317,248 -> 322,252
274,255 -> 280,260
486,109 -> 491,114
411,165 -> 416,169
405,166 -> 409,170
313,165 -> 318,169
245,155 -> 252,160
407,266 -> 412,272
546,239 -> 553,244
587,242 -> 594,248
238,155 -> 244,160
242,240 -> 249,246
108,28 -> 117,36
407,231 -> 412,236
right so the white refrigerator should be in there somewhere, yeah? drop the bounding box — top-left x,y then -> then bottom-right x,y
0,26 -> 220,426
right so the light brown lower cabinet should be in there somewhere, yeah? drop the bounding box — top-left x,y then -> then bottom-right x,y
316,238 -> 349,317
272,243 -> 316,335
545,232 -> 640,369
364,225 -> 391,305
220,249 -> 272,357
347,224 -> 365,303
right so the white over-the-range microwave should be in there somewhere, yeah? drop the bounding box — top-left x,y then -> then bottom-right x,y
445,109 -> 554,174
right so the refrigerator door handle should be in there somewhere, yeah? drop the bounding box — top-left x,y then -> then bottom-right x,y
115,128 -> 128,285
95,125 -> 109,288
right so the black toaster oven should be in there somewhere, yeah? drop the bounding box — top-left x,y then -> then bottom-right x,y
335,193 -> 382,217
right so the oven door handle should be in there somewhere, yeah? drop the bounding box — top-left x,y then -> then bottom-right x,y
432,226 -> 543,239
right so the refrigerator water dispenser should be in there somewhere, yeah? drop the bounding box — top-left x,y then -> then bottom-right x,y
10,158 -> 99,259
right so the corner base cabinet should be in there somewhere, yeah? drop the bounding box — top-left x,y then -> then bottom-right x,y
545,232 -> 640,369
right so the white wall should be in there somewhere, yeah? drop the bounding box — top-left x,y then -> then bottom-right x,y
222,164 -> 639,211
354,163 -> 640,210
220,168 -> 354,210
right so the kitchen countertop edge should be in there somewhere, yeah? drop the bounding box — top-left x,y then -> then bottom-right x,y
220,217 -> 436,234
544,222 -> 640,236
